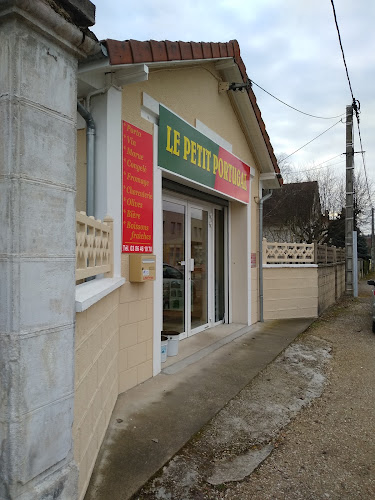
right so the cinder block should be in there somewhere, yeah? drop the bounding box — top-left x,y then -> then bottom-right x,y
146,339 -> 153,361
77,451 -> 88,497
119,324 -> 137,350
138,281 -> 153,300
73,427 -> 80,465
102,308 -> 119,344
118,302 -> 129,326
79,413 -> 94,462
128,299 -> 148,324
119,282 -> 138,303
118,367 -> 137,394
95,410 -> 107,454
75,310 -> 88,347
137,318 -> 153,343
92,324 -> 103,360
127,342 -> 147,369
118,348 -> 128,373
137,360 -> 153,384
121,254 -> 130,280
146,298 -> 153,319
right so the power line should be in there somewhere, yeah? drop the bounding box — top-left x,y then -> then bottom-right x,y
290,159 -> 345,175
287,154 -> 345,174
250,79 -> 345,119
330,0 -> 355,102
330,1 -> 372,206
278,120 -> 343,162
355,119 -> 372,204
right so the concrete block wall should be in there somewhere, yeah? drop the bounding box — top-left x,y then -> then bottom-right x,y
74,289 -> 120,499
263,267 -> 319,320
336,263 -> 345,299
119,255 -> 153,393
318,265 -> 337,315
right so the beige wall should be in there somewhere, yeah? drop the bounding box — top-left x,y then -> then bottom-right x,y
74,275 -> 153,499
73,63 -> 265,496
123,63 -> 257,172
264,263 -> 346,320
264,267 -> 319,320
318,263 -> 345,315
118,256 -> 153,393
74,289 -> 120,499
123,63 -> 261,327
230,201 -> 249,324
251,171 -> 260,324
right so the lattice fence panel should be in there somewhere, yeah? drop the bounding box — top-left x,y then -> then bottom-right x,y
264,240 -> 315,264
76,212 -> 113,281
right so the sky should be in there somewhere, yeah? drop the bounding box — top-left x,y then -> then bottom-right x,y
92,0 -> 374,216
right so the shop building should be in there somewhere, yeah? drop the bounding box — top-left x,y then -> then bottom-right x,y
74,38 -> 282,496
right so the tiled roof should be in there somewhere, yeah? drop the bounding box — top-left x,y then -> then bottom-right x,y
264,181 -> 320,224
104,39 -> 281,182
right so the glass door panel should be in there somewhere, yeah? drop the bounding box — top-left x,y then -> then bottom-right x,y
190,207 -> 208,332
163,201 -> 185,334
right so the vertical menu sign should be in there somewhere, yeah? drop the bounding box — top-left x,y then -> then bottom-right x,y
122,121 -> 153,253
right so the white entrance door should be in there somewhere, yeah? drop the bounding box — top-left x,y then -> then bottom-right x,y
163,197 -> 212,338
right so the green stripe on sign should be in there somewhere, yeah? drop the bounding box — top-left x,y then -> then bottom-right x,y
158,105 -> 219,189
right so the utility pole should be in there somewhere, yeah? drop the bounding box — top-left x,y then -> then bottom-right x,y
372,208 -> 375,269
345,104 -> 354,295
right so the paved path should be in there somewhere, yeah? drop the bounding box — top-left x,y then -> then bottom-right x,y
85,319 -> 314,500
137,276 -> 375,499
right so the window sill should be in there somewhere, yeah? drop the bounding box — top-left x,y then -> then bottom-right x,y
75,277 -> 125,312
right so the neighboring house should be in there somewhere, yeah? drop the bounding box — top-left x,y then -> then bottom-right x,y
263,181 -> 327,243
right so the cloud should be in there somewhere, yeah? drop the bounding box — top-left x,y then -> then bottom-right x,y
92,0 -> 375,202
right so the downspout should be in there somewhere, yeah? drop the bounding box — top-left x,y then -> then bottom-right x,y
77,101 -> 95,216
259,190 -> 273,322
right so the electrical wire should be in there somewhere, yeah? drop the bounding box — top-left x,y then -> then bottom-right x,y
288,159 -> 345,175
330,1 -> 373,206
278,120 -> 343,163
250,79 -> 345,119
355,119 -> 372,204
330,0 -> 355,102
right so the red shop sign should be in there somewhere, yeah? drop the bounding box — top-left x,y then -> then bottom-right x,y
122,121 -> 153,253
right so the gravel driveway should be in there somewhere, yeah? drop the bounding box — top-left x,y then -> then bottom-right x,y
137,276 -> 375,500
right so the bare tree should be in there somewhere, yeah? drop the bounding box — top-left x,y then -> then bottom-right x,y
275,155 -> 374,233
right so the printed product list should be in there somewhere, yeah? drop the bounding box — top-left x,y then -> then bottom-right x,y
122,121 -> 153,253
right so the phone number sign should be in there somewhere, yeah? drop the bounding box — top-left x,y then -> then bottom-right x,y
122,121 -> 153,253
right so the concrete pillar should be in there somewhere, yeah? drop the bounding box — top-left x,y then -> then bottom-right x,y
0,1 -> 98,498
